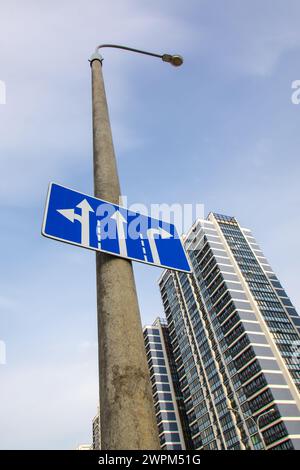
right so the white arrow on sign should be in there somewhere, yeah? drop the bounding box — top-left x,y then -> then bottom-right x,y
57,198 -> 94,247
146,227 -> 172,265
111,210 -> 128,257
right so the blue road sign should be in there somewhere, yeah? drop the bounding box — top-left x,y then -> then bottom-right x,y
42,183 -> 192,273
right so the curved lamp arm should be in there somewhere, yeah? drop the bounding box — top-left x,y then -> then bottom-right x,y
90,43 -> 183,67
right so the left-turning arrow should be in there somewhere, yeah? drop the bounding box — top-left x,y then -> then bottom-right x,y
57,198 -> 94,247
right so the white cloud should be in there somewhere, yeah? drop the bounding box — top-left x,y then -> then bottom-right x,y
0,360 -> 98,449
0,296 -> 17,312
198,0 -> 300,76
0,0 -> 194,206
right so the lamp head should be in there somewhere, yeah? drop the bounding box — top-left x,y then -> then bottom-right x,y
162,54 -> 184,67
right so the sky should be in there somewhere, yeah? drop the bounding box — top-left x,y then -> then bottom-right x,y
0,0 -> 300,450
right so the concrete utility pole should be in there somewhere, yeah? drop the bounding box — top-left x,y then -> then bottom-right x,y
90,44 -> 183,450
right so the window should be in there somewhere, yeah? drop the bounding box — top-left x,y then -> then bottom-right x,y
155,383 -> 171,392
262,422 -> 288,446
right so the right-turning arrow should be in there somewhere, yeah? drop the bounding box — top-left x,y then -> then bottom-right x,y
146,227 -> 172,265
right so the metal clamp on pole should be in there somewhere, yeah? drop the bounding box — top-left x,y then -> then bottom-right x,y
89,51 -> 103,65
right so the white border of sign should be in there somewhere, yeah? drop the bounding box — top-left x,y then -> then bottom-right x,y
41,182 -> 192,273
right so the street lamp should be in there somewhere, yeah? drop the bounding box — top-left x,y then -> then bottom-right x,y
89,44 -> 183,450
256,408 -> 276,448
228,407 -> 276,450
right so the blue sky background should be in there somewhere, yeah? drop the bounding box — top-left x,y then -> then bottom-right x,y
0,0 -> 300,449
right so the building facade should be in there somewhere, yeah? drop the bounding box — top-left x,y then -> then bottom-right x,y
158,213 -> 300,450
92,407 -> 101,450
143,318 -> 192,449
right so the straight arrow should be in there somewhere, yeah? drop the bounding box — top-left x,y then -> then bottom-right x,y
111,210 -> 128,258
76,199 -> 94,247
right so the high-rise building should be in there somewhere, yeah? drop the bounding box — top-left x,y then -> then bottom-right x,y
143,318 -> 192,449
92,407 -> 100,450
158,213 -> 300,450
75,444 -> 92,450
